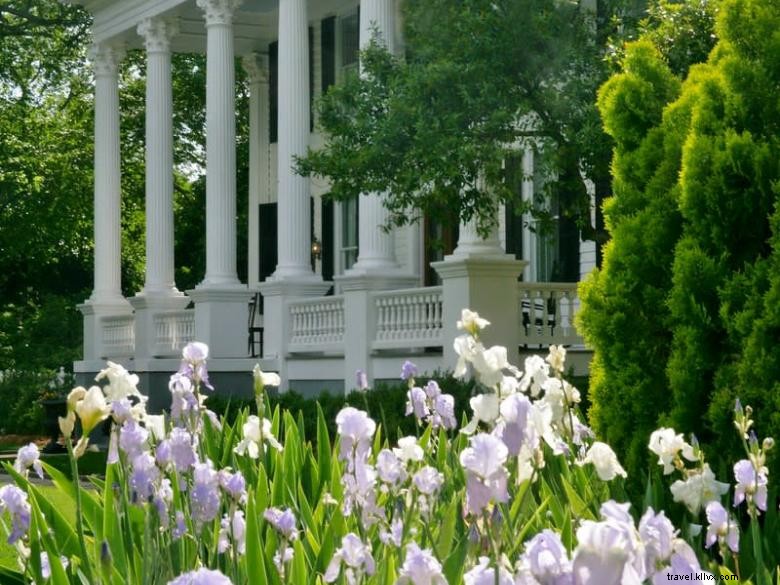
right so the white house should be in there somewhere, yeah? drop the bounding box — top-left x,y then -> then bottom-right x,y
71,0 -> 594,406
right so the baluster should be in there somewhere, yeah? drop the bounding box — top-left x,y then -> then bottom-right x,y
425,294 -> 433,337
387,297 -> 396,340
529,290 -> 539,342
417,295 -> 423,336
379,298 -> 387,340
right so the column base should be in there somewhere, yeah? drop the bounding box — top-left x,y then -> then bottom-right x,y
78,296 -> 133,361
187,286 -> 254,359
129,293 -> 191,359
432,254 -> 527,369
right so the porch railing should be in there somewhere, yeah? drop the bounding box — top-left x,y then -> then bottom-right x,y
518,282 -> 583,347
372,286 -> 444,350
288,296 -> 345,354
100,315 -> 135,359
152,310 -> 195,357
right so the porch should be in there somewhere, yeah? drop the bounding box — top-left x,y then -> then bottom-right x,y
72,0 -> 593,399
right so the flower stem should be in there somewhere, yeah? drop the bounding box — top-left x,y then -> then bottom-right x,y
66,437 -> 95,584
750,503 -> 766,585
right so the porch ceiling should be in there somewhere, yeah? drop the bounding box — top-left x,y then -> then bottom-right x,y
70,0 -> 357,54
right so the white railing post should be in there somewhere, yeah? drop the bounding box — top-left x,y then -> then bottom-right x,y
433,252 -> 527,369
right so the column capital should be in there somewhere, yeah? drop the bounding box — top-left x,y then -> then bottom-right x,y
137,18 -> 179,54
89,43 -> 126,77
242,52 -> 269,84
196,0 -> 243,26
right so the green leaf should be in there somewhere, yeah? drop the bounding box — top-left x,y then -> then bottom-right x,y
290,539 -> 308,585
435,494 -> 459,559
245,493 -> 270,585
316,403 -> 333,488
442,535 -> 469,584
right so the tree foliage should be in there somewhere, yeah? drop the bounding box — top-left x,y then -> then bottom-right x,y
298,0 -> 633,236
0,1 -> 249,373
579,0 -> 780,482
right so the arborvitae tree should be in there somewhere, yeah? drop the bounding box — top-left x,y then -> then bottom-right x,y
667,0 -> 780,475
581,0 -> 780,481
577,41 -> 683,478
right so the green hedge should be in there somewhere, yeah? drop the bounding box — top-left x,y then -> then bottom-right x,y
207,374 -> 479,445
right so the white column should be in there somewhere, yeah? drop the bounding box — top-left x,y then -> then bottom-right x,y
187,0 -> 252,359
273,0 -> 316,279
137,18 -> 181,297
243,53 -> 269,287
90,44 -> 127,306
197,0 -> 242,287
453,173 -> 503,257
130,18 -> 189,361
453,215 -> 503,257
350,0 -> 398,273
78,43 -> 132,363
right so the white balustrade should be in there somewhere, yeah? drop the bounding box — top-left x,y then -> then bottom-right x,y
518,282 -> 583,346
100,315 -> 135,358
373,286 -> 444,350
152,310 -> 195,357
288,296 -> 345,353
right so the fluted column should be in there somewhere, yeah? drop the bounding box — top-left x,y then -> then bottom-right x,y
137,18 -> 181,297
187,0 -> 252,359
79,43 -> 131,362
272,0 -> 315,279
243,53 -> 269,287
351,0 -> 398,272
90,44 -> 126,304
197,0 -> 242,287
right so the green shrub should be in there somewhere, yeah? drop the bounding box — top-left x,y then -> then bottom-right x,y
0,370 -> 51,435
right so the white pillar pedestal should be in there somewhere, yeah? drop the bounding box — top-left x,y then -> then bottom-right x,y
433,253 -> 527,371
129,295 -> 190,358
187,288 -> 254,359
78,301 -> 133,361
336,273 -> 417,393
257,279 -> 332,390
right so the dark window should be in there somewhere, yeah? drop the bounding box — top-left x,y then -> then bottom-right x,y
504,154 -> 525,262
258,202 -> 278,281
341,10 -> 360,71
424,218 -> 458,286
321,16 -> 336,95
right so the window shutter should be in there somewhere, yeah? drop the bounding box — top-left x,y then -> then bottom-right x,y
322,198 -> 334,282
309,26 -> 314,132
269,41 -> 278,144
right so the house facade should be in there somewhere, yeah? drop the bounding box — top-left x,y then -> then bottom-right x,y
72,0 -> 593,404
